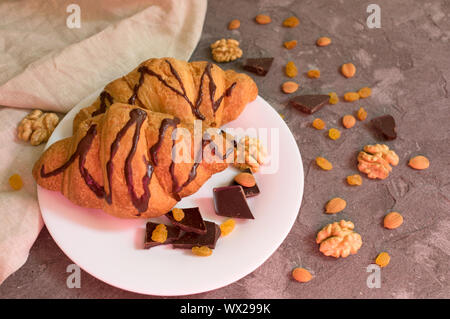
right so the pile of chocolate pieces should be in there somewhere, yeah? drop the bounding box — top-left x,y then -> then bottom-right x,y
144,169 -> 260,251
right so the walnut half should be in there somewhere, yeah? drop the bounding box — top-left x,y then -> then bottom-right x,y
316,220 -> 363,258
210,38 -> 243,63
17,110 -> 59,146
233,136 -> 267,172
357,144 -> 399,179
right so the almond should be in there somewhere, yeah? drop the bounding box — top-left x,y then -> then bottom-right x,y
341,63 -> 356,78
342,114 -> 356,128
234,172 -> 256,187
325,197 -> 347,214
281,81 -> 299,94
228,19 -> 240,30
408,155 -> 429,170
255,14 -> 271,25
292,267 -> 313,283
316,37 -> 331,47
383,212 -> 403,229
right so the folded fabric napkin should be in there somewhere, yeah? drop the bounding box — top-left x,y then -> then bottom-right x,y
0,0 -> 207,284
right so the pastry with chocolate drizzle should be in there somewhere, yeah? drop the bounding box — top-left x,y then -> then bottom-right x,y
33,103 -> 238,219
73,57 -> 258,131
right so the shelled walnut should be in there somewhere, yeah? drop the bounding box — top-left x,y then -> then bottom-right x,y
234,136 -> 267,172
316,220 -> 362,258
357,144 -> 399,179
210,38 -> 243,63
17,110 -> 59,146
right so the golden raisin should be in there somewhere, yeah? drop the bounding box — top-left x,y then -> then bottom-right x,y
192,246 -> 213,257
255,14 -> 271,25
307,69 -> 320,79
283,40 -> 297,50
343,92 -> 360,102
9,174 -> 23,191
172,208 -> 185,222
151,224 -> 168,243
316,157 -> 333,170
357,107 -> 368,121
285,61 -> 298,78
292,267 -> 313,283
316,37 -> 331,47
283,16 -> 300,28
342,114 -> 356,128
375,252 -> 390,268
346,174 -> 362,186
328,92 -> 339,105
220,219 -> 236,237
312,118 -> 326,130
328,128 -> 341,140
358,87 -> 372,98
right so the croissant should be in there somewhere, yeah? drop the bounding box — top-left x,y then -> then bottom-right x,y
33,103 -> 240,218
33,58 -> 257,218
73,57 -> 258,131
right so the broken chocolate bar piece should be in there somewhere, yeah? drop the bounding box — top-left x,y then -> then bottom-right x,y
290,94 -> 329,114
166,207 -> 207,235
172,221 -> 221,249
144,222 -> 181,249
372,115 -> 397,140
243,58 -> 274,76
232,168 -> 260,197
213,185 -> 255,219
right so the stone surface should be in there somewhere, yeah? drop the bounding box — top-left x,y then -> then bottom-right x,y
1,0 -> 449,298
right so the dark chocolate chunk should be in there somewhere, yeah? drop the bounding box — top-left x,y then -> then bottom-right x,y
372,115 -> 397,140
165,207 -> 207,235
213,185 -> 254,219
144,222 -> 181,249
290,94 -> 329,114
243,58 -> 274,76
232,168 -> 260,198
172,221 -> 221,249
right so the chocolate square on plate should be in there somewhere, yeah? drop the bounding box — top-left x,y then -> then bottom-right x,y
172,221 -> 221,249
290,94 -> 329,114
144,222 -> 181,249
165,207 -> 207,235
243,58 -> 274,76
213,185 -> 255,219
232,168 -> 260,198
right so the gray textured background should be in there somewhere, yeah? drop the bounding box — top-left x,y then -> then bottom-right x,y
1,0 -> 449,298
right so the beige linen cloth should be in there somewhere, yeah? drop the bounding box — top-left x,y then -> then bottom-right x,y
0,0 -> 207,284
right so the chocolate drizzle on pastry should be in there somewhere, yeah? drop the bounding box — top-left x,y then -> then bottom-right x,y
123,109 -> 153,213
128,60 -> 237,120
174,138 -> 211,194
105,109 -> 151,214
92,91 -> 114,117
148,117 -> 181,199
40,124 -> 106,198
150,117 -> 180,166
41,106 -> 236,212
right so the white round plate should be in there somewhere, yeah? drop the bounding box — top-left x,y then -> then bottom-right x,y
37,91 -> 304,296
